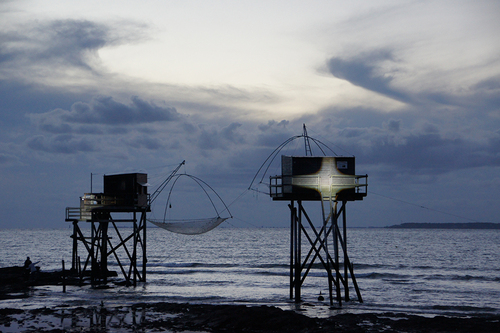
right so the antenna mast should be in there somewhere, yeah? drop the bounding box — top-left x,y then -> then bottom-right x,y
303,124 -> 313,156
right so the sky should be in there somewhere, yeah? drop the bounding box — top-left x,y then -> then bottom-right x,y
1,0 -> 499,229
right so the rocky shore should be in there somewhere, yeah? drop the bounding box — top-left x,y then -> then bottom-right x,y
0,266 -> 66,300
1,266 -> 499,332
1,302 -> 500,332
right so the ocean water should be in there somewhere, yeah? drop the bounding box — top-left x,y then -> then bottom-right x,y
1,227 -> 499,318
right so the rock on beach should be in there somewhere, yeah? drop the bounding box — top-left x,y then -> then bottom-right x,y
1,302 -> 500,332
1,266 -> 500,332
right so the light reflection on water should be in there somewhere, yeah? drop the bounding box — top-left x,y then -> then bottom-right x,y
0,227 -> 499,318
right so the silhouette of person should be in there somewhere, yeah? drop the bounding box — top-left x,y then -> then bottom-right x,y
24,256 -> 32,268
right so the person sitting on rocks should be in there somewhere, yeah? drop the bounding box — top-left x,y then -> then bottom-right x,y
24,256 -> 32,269
23,257 -> 32,279
27,261 -> 40,281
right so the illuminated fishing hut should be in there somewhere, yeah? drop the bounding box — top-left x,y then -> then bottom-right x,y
269,147 -> 367,305
65,173 -> 150,286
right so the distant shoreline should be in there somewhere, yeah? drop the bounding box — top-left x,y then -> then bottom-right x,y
386,222 -> 500,229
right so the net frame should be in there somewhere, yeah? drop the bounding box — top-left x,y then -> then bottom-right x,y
148,173 -> 232,234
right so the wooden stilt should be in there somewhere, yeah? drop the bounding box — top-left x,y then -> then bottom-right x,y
66,208 -> 148,287
287,199 -> 362,305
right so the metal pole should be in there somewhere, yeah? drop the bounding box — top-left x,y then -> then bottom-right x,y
91,221 -> 95,286
78,256 -> 82,285
343,201 -> 349,301
323,199 -> 333,305
133,212 -> 137,287
62,260 -> 66,293
333,201 -> 341,303
101,221 -> 108,284
142,210 -> 147,282
295,201 -> 302,302
72,221 -> 78,270
290,201 -> 294,300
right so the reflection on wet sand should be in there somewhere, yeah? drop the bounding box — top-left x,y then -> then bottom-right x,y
2,302 -> 500,333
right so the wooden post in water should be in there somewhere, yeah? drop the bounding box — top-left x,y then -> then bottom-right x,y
142,212 -> 147,282
289,201 -> 294,299
101,221 -> 108,284
78,256 -> 83,286
343,201 -> 349,301
72,221 -> 78,270
62,259 -> 66,293
90,221 -> 95,287
133,211 -> 137,287
296,201 -> 302,302
333,200 -> 341,304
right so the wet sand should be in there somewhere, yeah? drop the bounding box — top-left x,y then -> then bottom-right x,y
1,302 -> 500,332
1,266 -> 499,332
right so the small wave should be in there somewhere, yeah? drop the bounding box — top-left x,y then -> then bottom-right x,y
424,274 -> 500,282
147,262 -> 197,268
349,263 -> 395,270
144,262 -> 238,269
253,263 -> 289,269
432,305 -> 498,314
147,269 -> 198,275
248,270 -> 289,277
356,272 -> 411,280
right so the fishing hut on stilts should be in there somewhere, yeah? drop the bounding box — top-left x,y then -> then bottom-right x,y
65,160 -> 232,287
65,173 -> 150,286
65,162 -> 185,286
251,125 -> 368,305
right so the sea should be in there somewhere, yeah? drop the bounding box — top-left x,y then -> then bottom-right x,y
1,227 -> 499,319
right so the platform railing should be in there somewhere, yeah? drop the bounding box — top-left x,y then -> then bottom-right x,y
270,174 -> 368,199
355,175 -> 368,195
65,207 -> 81,221
270,175 -> 283,197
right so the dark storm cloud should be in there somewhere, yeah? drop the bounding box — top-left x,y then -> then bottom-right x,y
196,123 -> 245,150
221,123 -> 244,143
422,78 -> 500,112
327,49 -> 412,104
126,135 -> 163,150
368,132 -> 500,172
474,76 -> 500,91
26,134 -> 97,154
258,120 -> 290,132
253,120 -> 293,150
330,122 -> 500,175
38,122 -> 73,134
468,76 -> 500,113
327,49 -> 500,116
64,96 -> 179,124
30,96 -> 180,128
196,129 -> 217,150
0,19 -> 146,70
24,95 -> 181,155
384,119 -> 401,133
305,97 -> 500,178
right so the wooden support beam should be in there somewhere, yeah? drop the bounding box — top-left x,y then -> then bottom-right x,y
68,208 -> 148,287
288,199 -> 361,306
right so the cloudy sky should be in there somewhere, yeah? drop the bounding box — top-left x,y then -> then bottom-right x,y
1,0 -> 499,229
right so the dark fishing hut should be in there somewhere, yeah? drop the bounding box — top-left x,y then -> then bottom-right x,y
65,173 -> 150,286
270,155 -> 367,305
